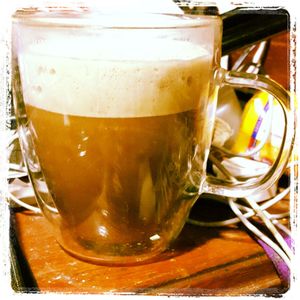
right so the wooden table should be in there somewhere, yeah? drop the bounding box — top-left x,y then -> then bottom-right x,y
9,31 -> 291,296
10,194 -> 289,296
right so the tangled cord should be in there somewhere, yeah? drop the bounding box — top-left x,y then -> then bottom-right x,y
188,153 -> 294,268
7,129 -> 42,213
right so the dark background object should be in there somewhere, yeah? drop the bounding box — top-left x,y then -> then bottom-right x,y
173,3 -> 290,55
222,8 -> 290,55
10,210 -> 39,293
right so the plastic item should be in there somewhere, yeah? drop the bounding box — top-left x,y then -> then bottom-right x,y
216,85 -> 242,147
231,91 -> 283,164
212,156 -> 278,202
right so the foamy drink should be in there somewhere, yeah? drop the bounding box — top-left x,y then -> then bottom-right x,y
17,36 -> 213,261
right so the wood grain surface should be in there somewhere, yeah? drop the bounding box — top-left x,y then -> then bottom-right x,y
11,195 -> 288,296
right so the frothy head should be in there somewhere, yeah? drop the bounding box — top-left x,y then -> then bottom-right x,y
19,38 -> 213,117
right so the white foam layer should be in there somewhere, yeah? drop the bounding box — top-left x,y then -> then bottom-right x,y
19,39 -> 212,117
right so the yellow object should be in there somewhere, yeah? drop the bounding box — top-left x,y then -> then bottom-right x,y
231,91 -> 296,164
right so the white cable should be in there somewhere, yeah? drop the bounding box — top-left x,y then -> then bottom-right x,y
7,172 -> 28,179
188,186 -> 290,227
8,131 -> 19,145
8,163 -> 28,179
228,198 -> 291,268
260,187 -> 290,210
9,163 -> 26,172
6,191 -> 41,214
244,196 -> 293,260
273,221 -> 291,236
260,210 -> 291,235
268,212 -> 290,220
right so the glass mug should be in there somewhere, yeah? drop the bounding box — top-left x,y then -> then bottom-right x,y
12,8 -> 294,264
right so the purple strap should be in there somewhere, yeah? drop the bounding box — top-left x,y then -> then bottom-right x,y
246,224 -> 291,287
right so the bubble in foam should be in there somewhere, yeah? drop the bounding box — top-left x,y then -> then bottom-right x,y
19,39 -> 213,117
49,68 -> 56,75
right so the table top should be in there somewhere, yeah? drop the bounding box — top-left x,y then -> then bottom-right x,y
10,194 -> 289,296
9,32 -> 291,296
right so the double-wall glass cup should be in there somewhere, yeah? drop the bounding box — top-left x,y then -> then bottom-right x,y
12,8 -> 294,264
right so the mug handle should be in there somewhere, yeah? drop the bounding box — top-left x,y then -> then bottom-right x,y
203,69 -> 295,198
